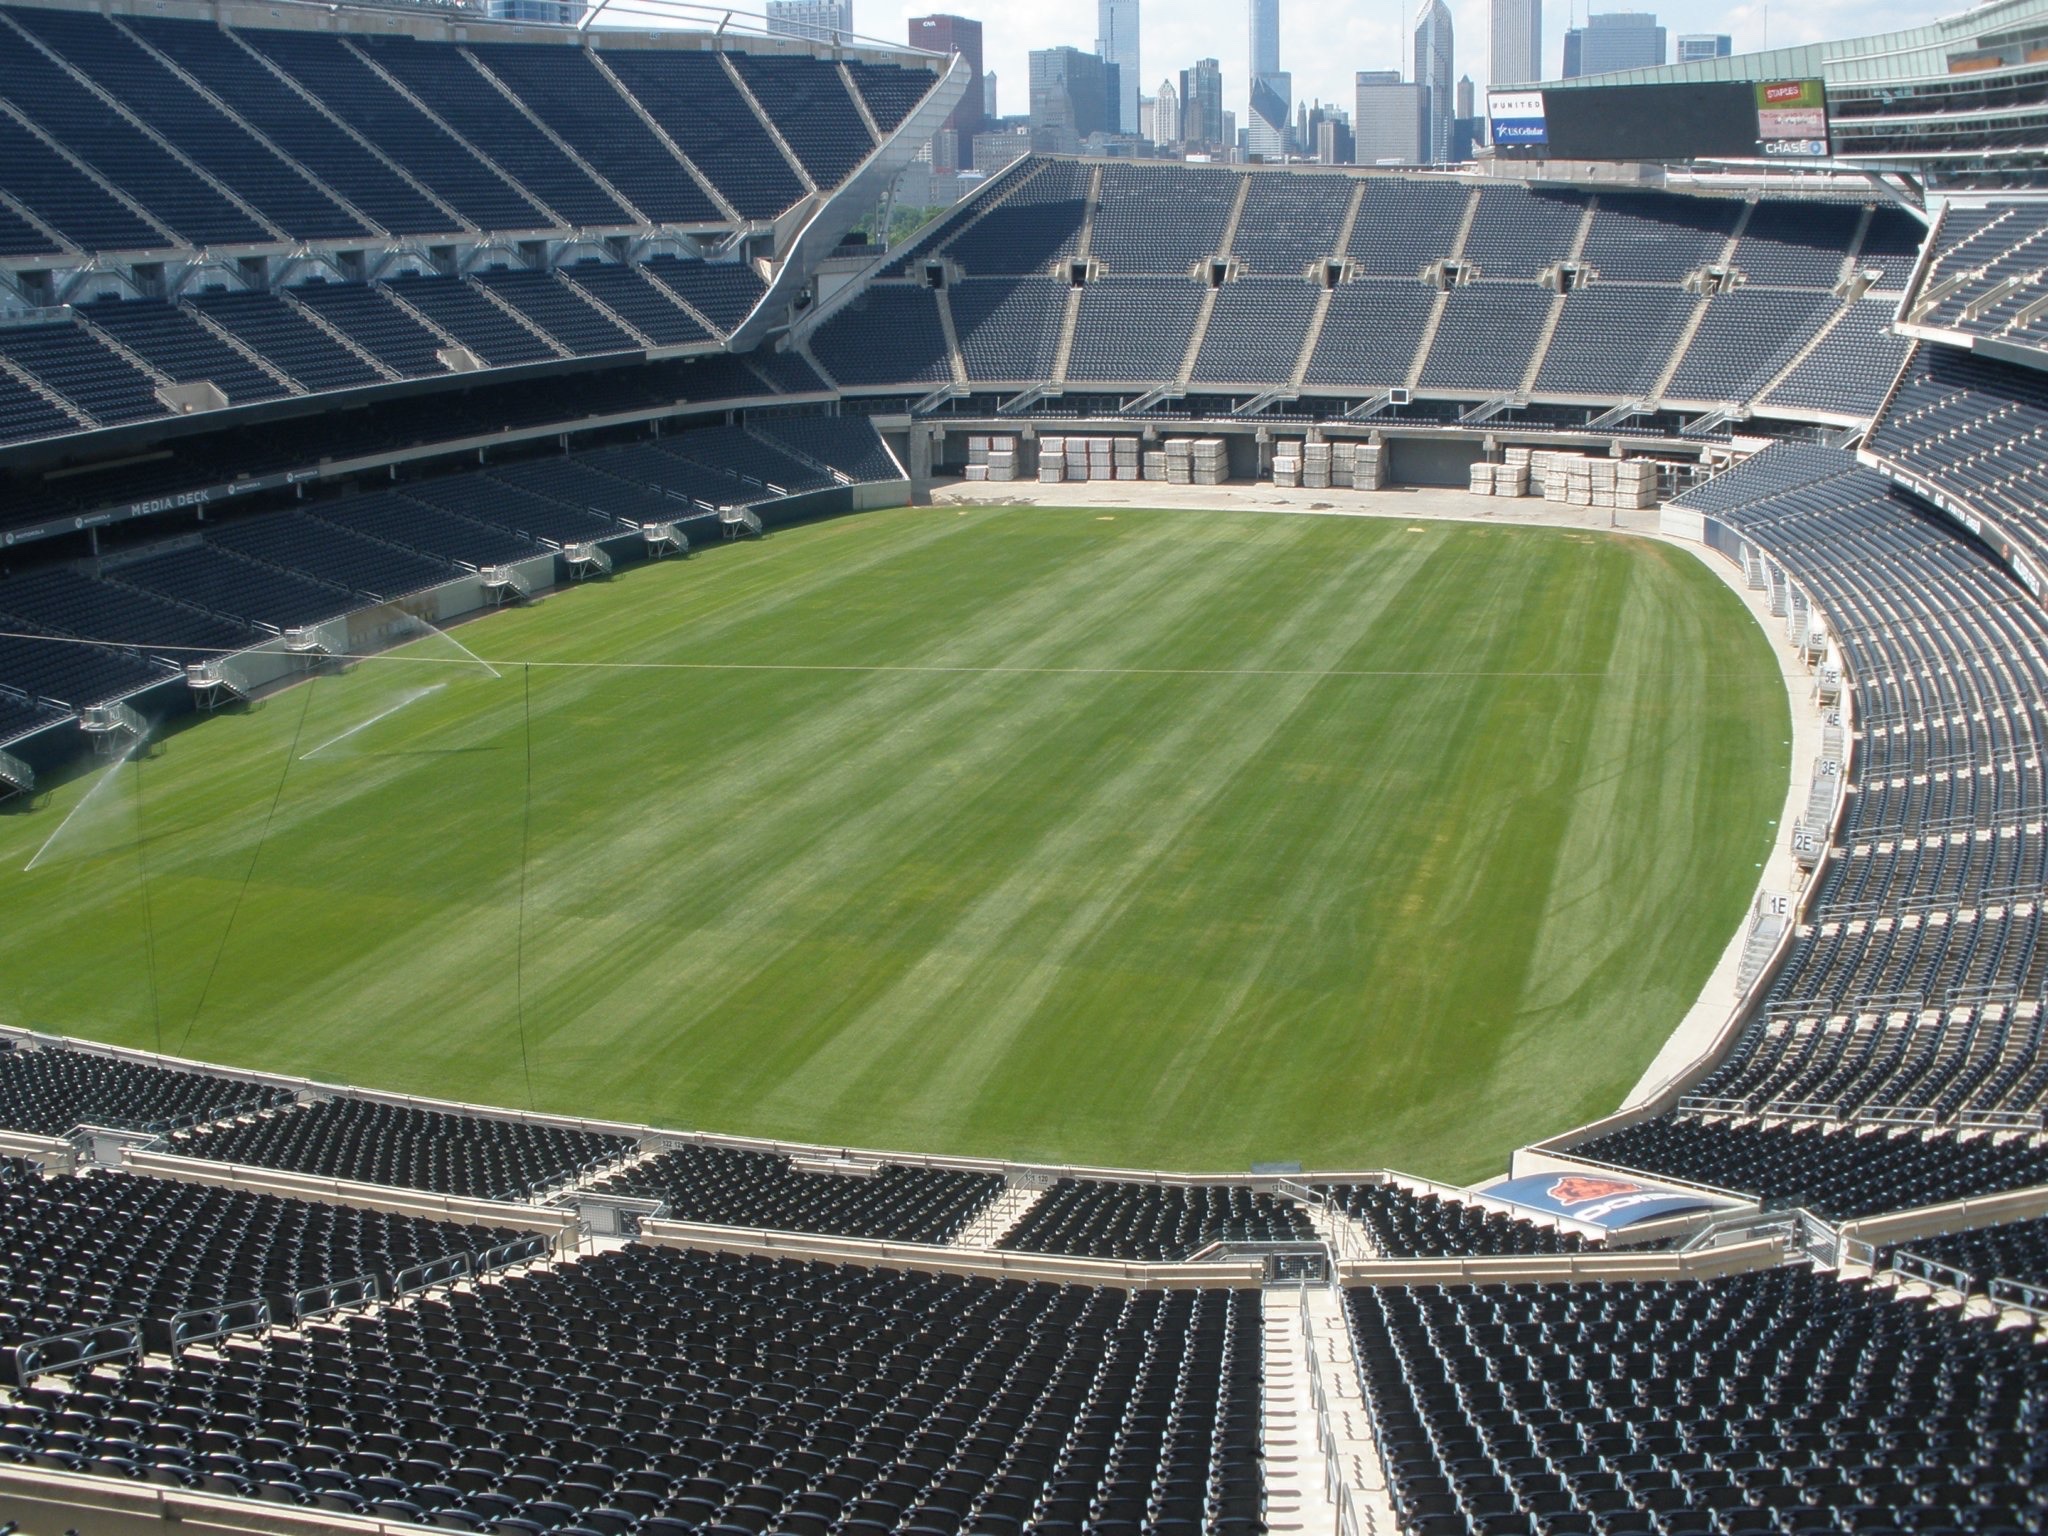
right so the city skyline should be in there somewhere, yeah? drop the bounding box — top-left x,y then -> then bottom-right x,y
872,0 -> 1933,136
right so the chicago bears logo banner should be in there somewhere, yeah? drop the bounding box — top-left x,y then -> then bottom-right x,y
1486,1172 -> 1736,1230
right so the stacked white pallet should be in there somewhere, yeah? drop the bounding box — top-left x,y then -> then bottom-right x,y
1616,458 -> 1657,508
1538,452 -> 1584,503
1112,438 -> 1140,481
1273,446 -> 1301,488
968,434 -> 1020,483
1569,459 -> 1603,505
1143,450 -> 1169,480
1165,439 -> 1195,484
1039,434 -> 1067,484
1193,438 -> 1228,486
1352,443 -> 1385,491
1302,441 -> 1333,490
1469,462 -> 1531,498
1523,453 -> 1659,508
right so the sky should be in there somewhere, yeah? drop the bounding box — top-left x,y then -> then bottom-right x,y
871,0 -> 1940,124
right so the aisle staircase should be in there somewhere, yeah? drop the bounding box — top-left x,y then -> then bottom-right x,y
1265,1285 -> 1398,1534
951,1184 -> 1046,1249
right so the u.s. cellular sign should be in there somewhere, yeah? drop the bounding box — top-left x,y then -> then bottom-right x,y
1487,90 -> 1548,146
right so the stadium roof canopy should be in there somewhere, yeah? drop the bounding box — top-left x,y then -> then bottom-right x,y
1537,0 -> 2048,92
1526,0 -> 2048,191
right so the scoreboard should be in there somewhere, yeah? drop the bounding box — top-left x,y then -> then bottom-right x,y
1486,79 -> 1831,163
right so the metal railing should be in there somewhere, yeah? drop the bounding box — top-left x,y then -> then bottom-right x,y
150,1297 -> 272,1354
292,1273 -> 381,1324
393,1252 -> 474,1298
1988,1275 -> 2048,1317
1678,1203 -> 1841,1264
2,1319 -> 143,1386
1887,1248 -> 1975,1295
478,1234 -> 554,1275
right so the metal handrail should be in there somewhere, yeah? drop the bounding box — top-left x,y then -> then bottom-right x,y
3,1318 -> 143,1385
1888,1248 -> 1976,1295
1988,1275 -> 2048,1316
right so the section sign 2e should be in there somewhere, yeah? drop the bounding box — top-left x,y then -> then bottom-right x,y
1488,90 -> 1548,146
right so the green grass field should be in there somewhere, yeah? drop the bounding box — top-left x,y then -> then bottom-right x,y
0,505 -> 1788,1181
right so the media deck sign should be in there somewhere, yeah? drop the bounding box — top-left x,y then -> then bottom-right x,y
1488,90 -> 1548,145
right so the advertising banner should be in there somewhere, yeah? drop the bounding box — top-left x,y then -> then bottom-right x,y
1488,90 -> 1548,145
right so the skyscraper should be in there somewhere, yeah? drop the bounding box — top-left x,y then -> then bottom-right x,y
1250,0 -> 1280,75
1452,74 -> 1480,160
1155,77 -> 1181,144
1247,0 -> 1288,158
910,16 -> 985,154
1354,69 -> 1424,164
1097,0 -> 1141,135
764,0 -> 850,43
1249,74 -> 1291,157
1562,12 -> 1666,77
1413,0 -> 1454,165
1179,58 -> 1225,152
1030,46 -> 1120,153
1677,32 -> 1733,61
1488,0 -> 1541,87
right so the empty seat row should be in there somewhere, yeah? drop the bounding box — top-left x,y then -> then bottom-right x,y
587,1143 -> 1002,1246
170,1096 -> 637,1204
0,1162 -> 529,1352
0,1045 -> 291,1138
1563,1116 -> 2048,1220
1319,1183 -> 1592,1259
996,1178 -> 1315,1262
0,1247 -> 1262,1536
1349,1267 -> 2048,1536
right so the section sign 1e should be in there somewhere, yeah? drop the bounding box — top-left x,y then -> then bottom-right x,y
1488,90 -> 1548,145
